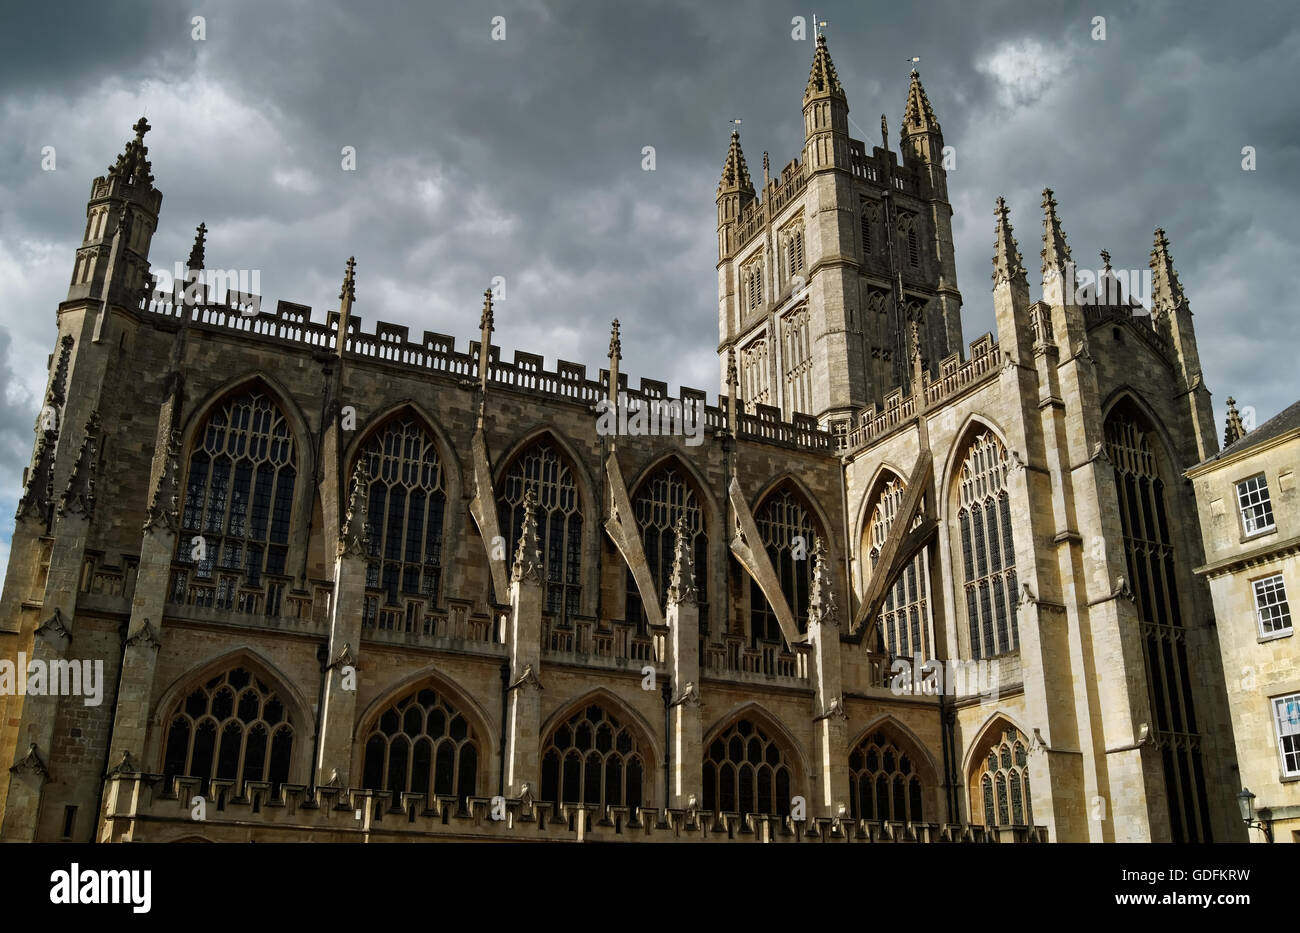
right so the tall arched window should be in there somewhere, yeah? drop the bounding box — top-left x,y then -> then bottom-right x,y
177,390 -> 297,612
750,485 -> 824,644
975,726 -> 1031,827
703,718 -> 793,817
1105,402 -> 1210,843
162,666 -> 294,795
541,703 -> 646,811
497,439 -> 583,621
865,475 -> 933,661
849,729 -> 926,822
625,464 -> 708,634
361,685 -> 478,804
955,431 -> 1018,660
357,417 -> 447,623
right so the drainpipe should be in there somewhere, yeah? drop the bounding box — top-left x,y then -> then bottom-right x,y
498,661 -> 510,797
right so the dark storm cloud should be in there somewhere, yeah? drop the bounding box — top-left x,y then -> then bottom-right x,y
0,1 -> 1297,586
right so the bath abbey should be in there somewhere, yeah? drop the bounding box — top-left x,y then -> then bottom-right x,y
0,36 -> 1247,843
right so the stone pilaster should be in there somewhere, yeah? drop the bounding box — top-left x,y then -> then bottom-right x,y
504,489 -> 544,797
315,459 -> 369,786
665,517 -> 701,808
806,538 -> 848,817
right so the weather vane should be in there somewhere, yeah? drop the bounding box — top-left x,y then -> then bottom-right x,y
907,55 -> 921,71
728,118 -> 742,132
813,14 -> 828,37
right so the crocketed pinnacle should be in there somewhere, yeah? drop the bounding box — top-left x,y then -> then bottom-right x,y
807,536 -> 838,626
717,131 -> 754,197
666,515 -> 697,606
188,222 -> 207,271
1149,228 -> 1186,317
804,34 -> 845,103
1223,397 -> 1246,447
1040,189 -> 1072,276
992,197 -> 1027,286
107,117 -> 154,188
511,488 -> 543,584
902,69 -> 940,135
339,256 -> 357,303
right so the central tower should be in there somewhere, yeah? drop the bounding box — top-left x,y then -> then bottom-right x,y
716,36 -> 965,433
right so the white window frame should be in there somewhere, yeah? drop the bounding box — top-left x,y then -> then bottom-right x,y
1273,692 -> 1300,778
1253,572 -> 1293,639
1237,473 -> 1276,536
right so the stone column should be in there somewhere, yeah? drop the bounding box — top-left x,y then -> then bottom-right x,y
665,517 -> 702,809
503,489 -> 544,797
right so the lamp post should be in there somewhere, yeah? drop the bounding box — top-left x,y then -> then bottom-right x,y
1236,787 -> 1274,842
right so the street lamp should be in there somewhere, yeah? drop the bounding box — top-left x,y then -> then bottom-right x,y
1236,787 -> 1274,842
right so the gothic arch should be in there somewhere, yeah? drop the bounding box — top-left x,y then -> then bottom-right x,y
178,372 -> 313,478
1101,388 -> 1182,478
148,647 -> 314,782
848,713 -> 941,785
354,667 -> 493,801
852,460 -> 911,557
492,425 -> 598,517
355,666 -> 497,756
749,471 -> 835,554
938,413 -> 1013,523
702,702 -> 808,816
343,399 -> 464,502
538,688 -> 660,810
626,451 -> 722,536
963,713 -> 1034,827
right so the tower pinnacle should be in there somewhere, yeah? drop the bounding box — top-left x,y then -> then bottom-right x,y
1040,189 -> 1071,276
992,197 -> 1027,286
902,69 -> 940,138
804,34 -> 845,103
187,222 -> 207,271
717,131 -> 754,196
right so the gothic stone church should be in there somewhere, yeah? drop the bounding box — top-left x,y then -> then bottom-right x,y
0,37 -> 1243,843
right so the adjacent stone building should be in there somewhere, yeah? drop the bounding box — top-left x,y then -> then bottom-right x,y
0,37 -> 1244,843
1188,398 -> 1300,842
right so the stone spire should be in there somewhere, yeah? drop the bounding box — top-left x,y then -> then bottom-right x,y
106,117 -> 155,189
804,34 -> 845,103
717,131 -> 754,197
338,457 -> 370,557
1223,397 -> 1246,447
187,222 -> 207,271
58,411 -> 101,520
478,287 -> 495,386
806,536 -> 838,627
607,318 -> 621,407
725,346 -> 739,429
1149,227 -> 1187,321
991,197 -> 1027,286
666,515 -> 697,606
902,69 -> 940,136
511,488 -> 543,584
1040,188 -> 1072,277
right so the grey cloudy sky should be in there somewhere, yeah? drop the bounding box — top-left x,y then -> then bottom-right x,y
0,0 -> 1297,585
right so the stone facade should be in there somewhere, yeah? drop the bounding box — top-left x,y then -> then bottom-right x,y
0,39 -> 1243,843
1188,398 -> 1300,842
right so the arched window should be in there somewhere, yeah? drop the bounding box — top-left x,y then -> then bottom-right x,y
541,703 -> 646,811
703,718 -> 793,817
162,667 -> 294,795
176,389 -> 297,613
357,417 -> 447,625
361,686 -> 478,804
625,464 -> 708,634
1105,403 -> 1210,843
865,475 -> 933,662
849,729 -> 926,822
750,485 -> 824,644
496,439 -> 583,621
975,726 -> 1031,827
955,431 -> 1018,660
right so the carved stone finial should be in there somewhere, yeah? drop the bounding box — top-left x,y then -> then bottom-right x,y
339,256 -> 357,304
144,431 -> 181,534
520,782 -> 535,809
508,662 -> 544,692
338,458 -> 371,558
188,222 -> 207,271
126,618 -> 161,651
1223,396 -> 1246,447
1099,248 -> 1112,273
511,488 -> 543,584
666,515 -> 697,606
57,411 -> 101,520
1040,188 -> 1072,277
107,749 -> 138,776
608,319 -> 621,362
806,536 -> 838,627
35,608 -> 70,645
992,197 -> 1027,286
671,681 -> 702,709
726,347 -> 738,389
10,743 -> 49,780
480,288 -> 495,335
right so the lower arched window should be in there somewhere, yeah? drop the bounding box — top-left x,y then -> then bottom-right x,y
750,485 -> 823,644
162,667 -> 294,794
849,730 -> 925,822
703,718 -> 793,816
541,704 -> 645,810
977,726 -> 1032,827
361,686 -> 479,803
